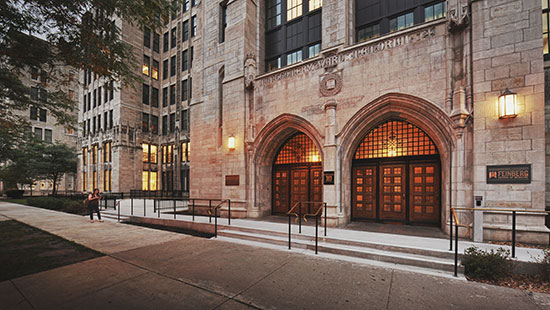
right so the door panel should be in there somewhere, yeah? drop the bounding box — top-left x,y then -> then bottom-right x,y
352,166 -> 377,219
409,163 -> 440,224
310,167 -> 323,214
290,168 -> 309,212
273,169 -> 289,214
379,164 -> 406,221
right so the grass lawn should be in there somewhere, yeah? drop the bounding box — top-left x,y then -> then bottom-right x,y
5,198 -> 28,205
0,220 -> 103,282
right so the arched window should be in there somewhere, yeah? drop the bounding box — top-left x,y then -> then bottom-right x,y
354,120 -> 438,159
274,133 -> 321,165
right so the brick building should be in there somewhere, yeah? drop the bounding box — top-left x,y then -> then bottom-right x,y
78,0 -> 550,242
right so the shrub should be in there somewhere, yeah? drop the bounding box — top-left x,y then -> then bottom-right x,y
539,248 -> 550,282
6,190 -> 24,199
26,197 -> 88,215
461,246 -> 510,280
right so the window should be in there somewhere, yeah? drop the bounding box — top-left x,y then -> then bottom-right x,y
170,55 -> 176,76
163,32 -> 169,52
267,0 -> 282,29
308,43 -> 321,58
142,143 -> 158,163
544,0 -> 550,55
83,94 -> 87,112
31,68 -> 39,80
170,113 -> 175,132
104,86 -> 108,103
97,87 -> 101,105
103,168 -> 112,192
184,0 -> 190,12
142,113 -> 149,133
151,115 -> 159,135
163,60 -> 168,80
103,141 -> 112,162
181,79 -> 188,101
109,110 -> 113,129
93,171 -> 98,189
150,61 -> 158,80
92,144 -> 98,164
39,108 -> 46,122
425,2 -> 446,22
104,111 -> 108,129
153,32 -> 160,52
189,77 -> 192,99
190,46 -> 194,68
390,12 -> 414,33
82,147 -> 88,166
143,55 -> 150,76
39,89 -> 48,102
220,3 -> 227,43
142,171 -> 158,191
162,145 -> 174,164
82,171 -> 87,192
163,87 -> 168,107
109,80 -> 114,100
181,167 -> 190,192
181,109 -> 189,132
309,0 -> 321,11
287,0 -> 302,21
162,115 -> 168,135
182,20 -> 189,41
181,142 -> 190,162
44,129 -> 52,143
34,127 -> 42,140
287,50 -> 302,65
152,87 -> 159,107
93,89 -> 97,108
191,16 -> 197,37
171,27 -> 177,48
144,27 -> 151,48
357,24 -> 380,43
30,106 -> 38,120
30,87 -> 39,100
87,92 -> 91,110
97,114 -> 101,131
182,49 -> 188,71
192,0 -> 198,7
142,84 -> 150,105
92,116 -> 96,133
170,84 -> 176,105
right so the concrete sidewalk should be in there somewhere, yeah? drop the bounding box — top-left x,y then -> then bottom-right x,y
1,202 -> 549,310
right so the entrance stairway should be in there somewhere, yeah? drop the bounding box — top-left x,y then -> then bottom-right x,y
216,224 -> 464,276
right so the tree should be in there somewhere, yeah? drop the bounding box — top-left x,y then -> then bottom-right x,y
33,143 -> 77,195
0,138 -> 44,191
0,0 -> 174,160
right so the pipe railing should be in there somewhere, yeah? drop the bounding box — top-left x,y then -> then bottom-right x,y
287,201 -> 327,254
449,207 -> 550,277
207,199 -> 231,237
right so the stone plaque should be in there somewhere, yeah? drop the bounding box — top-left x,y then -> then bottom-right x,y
225,175 -> 239,186
323,171 -> 334,185
486,165 -> 531,184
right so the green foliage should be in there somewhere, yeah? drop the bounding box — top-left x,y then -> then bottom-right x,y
539,248 -> 550,282
462,246 -> 511,280
0,0 -> 174,160
26,197 -> 87,215
5,190 -> 24,199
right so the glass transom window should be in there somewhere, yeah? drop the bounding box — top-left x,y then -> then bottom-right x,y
390,12 -> 414,33
287,0 -> 302,21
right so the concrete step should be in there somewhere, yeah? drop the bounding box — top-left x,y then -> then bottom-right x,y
218,225 -> 457,259
102,211 -> 130,222
218,229 -> 464,274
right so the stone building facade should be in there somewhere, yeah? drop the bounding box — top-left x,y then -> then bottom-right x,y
78,0 -> 549,243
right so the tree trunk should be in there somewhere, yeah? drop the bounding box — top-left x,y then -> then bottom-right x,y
52,174 -> 58,196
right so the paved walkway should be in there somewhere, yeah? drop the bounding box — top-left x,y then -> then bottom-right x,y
1,202 -> 549,310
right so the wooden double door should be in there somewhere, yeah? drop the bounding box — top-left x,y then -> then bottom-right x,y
352,159 -> 440,225
273,165 -> 323,214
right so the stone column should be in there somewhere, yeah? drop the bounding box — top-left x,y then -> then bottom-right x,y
323,100 -> 339,217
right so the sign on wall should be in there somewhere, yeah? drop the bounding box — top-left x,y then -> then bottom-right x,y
225,175 -> 239,186
323,171 -> 334,185
486,164 -> 531,184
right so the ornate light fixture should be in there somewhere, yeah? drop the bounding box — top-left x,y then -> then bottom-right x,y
228,135 -> 235,150
498,88 -> 517,119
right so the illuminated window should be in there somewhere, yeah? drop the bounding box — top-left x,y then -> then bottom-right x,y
82,171 -> 87,192
142,143 -> 158,163
274,133 -> 321,165
142,171 -> 149,190
309,0 -> 321,11
93,171 -> 97,189
142,143 -> 149,163
152,60 -> 159,80
287,0 -> 302,21
103,141 -> 112,162
354,120 -> 438,160
142,55 -> 150,76
162,145 -> 174,164
82,147 -> 88,166
181,142 -> 190,162
266,57 -> 281,72
424,2 -> 446,22
287,50 -> 302,65
104,169 -> 112,192
92,145 -> 98,164
142,171 -> 158,191
544,0 -> 550,55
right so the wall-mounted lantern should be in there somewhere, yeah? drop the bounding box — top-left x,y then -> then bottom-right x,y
228,135 -> 235,150
498,88 -> 518,119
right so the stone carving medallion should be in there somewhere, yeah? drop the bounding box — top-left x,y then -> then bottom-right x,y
319,71 -> 342,97
244,54 -> 256,89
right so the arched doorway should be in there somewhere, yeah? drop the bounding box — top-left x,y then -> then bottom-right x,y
351,120 -> 440,225
272,133 -> 323,214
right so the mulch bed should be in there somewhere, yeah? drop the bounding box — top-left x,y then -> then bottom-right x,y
0,220 -> 103,281
467,275 -> 550,294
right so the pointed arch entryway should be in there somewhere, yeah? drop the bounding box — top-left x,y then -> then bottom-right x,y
339,93 -> 457,228
252,114 -> 324,216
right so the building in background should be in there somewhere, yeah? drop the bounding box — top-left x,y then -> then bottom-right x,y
77,0 -> 550,243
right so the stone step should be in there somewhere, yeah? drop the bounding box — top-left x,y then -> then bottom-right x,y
218,225 -> 457,259
218,229 -> 464,274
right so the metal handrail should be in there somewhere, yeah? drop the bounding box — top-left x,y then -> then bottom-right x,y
207,199 -> 231,237
287,201 -> 328,254
449,207 -> 550,277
